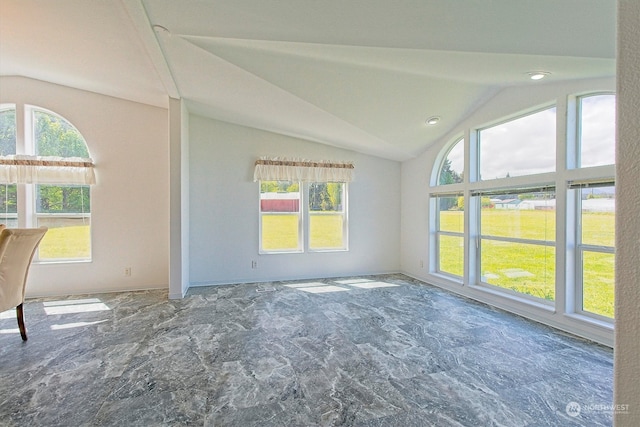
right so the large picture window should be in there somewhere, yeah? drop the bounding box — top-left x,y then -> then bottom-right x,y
429,91 -> 616,337
476,188 -> 556,301
0,105 -> 94,262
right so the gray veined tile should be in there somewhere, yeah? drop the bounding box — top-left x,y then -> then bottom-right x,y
0,274 -> 613,426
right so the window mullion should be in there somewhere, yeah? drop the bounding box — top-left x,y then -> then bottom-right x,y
301,182 -> 306,252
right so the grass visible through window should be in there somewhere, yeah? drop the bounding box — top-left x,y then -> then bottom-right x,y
38,225 -> 90,260
440,210 -> 615,317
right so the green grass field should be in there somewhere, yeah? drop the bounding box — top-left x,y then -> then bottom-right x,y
261,214 -> 344,251
439,209 -> 614,318
39,225 -> 91,260
42,211 -> 613,318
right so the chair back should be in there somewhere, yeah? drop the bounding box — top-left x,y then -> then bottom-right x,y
0,228 -> 48,312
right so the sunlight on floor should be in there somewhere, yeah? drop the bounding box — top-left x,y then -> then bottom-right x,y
50,320 -> 109,330
346,281 -> 400,289
43,298 -> 111,315
285,283 -> 350,293
285,279 -> 401,294
0,310 -> 15,320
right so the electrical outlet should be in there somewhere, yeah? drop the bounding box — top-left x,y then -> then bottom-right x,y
251,260 -> 258,269
420,260 -> 424,268
124,267 -> 132,276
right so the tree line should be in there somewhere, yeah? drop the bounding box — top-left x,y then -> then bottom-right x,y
261,180 -> 343,212
0,109 -> 90,214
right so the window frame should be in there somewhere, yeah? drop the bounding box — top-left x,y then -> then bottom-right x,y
433,192 -> 465,279
259,180 -> 349,254
576,93 -> 616,169
571,182 -> 615,321
474,186 -> 557,304
258,180 -> 303,254
308,181 -> 349,252
477,105 -> 557,181
428,90 -> 616,334
0,104 -> 93,263
437,137 -> 465,186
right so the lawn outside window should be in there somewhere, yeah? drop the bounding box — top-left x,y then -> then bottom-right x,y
259,180 -> 348,254
475,187 -> 556,303
434,193 -> 464,278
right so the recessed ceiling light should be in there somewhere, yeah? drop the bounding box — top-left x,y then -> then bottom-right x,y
528,71 -> 550,80
426,116 -> 440,125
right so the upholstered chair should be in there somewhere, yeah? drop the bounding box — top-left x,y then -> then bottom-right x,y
0,227 -> 48,341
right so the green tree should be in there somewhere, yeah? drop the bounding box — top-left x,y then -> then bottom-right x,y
37,185 -> 90,213
33,111 -> 91,213
481,197 -> 493,208
34,111 -> 89,157
327,182 -> 343,211
261,181 -> 279,193
439,158 -> 462,185
260,181 -> 299,193
0,184 -> 17,214
309,182 -> 329,211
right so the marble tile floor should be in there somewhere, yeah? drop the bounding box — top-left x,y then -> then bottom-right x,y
0,274 -> 613,426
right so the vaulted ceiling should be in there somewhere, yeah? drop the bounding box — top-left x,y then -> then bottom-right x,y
0,0 -> 616,161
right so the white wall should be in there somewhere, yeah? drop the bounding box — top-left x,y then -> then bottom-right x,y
400,77 -> 616,345
168,98 -> 190,299
614,0 -> 640,424
189,115 -> 401,285
0,77 -> 169,297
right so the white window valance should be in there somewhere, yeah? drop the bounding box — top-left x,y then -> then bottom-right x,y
0,155 -> 96,185
253,157 -> 354,183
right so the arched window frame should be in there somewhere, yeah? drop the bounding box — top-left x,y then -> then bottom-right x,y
431,136 -> 466,281
428,91 -> 616,331
0,104 -> 95,262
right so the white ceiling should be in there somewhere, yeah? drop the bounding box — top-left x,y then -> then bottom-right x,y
0,0 -> 616,161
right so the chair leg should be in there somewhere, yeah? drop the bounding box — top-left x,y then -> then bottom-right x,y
16,303 -> 27,341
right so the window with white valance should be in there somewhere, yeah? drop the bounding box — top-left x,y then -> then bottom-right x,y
0,104 -> 95,262
254,157 -> 352,253
0,155 -> 95,185
253,157 -> 354,183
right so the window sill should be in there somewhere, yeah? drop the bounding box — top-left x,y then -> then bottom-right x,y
564,312 -> 614,331
468,282 -> 556,313
34,259 -> 92,265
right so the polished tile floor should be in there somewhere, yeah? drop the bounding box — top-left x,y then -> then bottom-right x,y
0,274 -> 613,426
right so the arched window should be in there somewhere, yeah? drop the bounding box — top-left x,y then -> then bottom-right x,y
429,92 -> 616,329
0,105 -> 95,262
437,138 -> 464,185
433,138 -> 465,278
